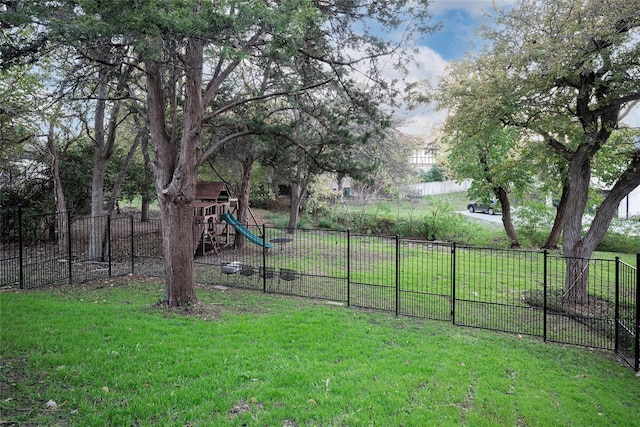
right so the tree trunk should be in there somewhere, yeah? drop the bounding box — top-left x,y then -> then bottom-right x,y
563,256 -> 590,303
543,181 -> 568,249
158,198 -> 197,306
235,154 -> 255,249
146,37 -> 204,308
141,197 -> 150,222
288,177 -> 310,234
46,121 -> 68,253
141,128 -> 153,222
89,73 -> 121,261
287,183 -> 302,234
88,76 -> 108,260
561,151 -> 592,303
495,186 -> 519,247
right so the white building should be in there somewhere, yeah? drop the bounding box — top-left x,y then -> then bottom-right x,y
618,185 -> 640,219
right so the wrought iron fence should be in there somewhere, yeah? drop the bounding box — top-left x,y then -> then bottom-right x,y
1,207 -> 638,371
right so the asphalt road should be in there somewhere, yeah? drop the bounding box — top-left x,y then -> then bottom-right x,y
457,210 -> 504,224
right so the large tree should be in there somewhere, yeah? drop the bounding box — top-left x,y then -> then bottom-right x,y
435,57 -> 532,247
434,0 -> 640,303
7,0 -> 435,307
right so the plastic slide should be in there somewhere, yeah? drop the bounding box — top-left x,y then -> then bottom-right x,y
220,213 -> 273,249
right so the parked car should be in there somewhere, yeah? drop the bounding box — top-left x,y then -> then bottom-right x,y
467,201 -> 500,215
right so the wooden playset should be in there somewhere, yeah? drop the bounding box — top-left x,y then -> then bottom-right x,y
192,181 -> 271,256
192,181 -> 237,256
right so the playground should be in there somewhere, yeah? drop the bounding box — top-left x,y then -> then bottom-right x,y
190,181 -> 272,256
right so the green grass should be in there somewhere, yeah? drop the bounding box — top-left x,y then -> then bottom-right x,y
2,279 -> 639,426
267,192 -> 638,252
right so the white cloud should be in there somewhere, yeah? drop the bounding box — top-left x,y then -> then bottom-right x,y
393,46 -> 449,137
621,104 -> 640,129
365,44 -> 450,137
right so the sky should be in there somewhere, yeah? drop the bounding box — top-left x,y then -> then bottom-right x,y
396,0 -> 640,137
395,0 -> 503,136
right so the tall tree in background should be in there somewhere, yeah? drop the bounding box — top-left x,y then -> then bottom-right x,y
435,57 -> 532,247
433,0 -> 640,302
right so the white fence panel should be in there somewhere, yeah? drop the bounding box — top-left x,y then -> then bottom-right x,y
409,180 -> 471,196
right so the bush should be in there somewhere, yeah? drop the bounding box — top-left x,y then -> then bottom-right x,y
596,232 -> 640,254
420,165 -> 445,183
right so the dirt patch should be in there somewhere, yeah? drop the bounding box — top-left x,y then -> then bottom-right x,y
228,399 -> 264,419
150,297 -> 222,320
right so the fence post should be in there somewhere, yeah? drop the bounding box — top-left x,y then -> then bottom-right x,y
347,229 -> 351,307
543,250 -> 548,342
18,205 -> 24,289
130,215 -> 135,274
262,224 -> 267,293
107,215 -> 112,277
451,241 -> 456,324
395,235 -> 399,317
635,253 -> 639,372
66,211 -> 73,285
614,257 -> 620,354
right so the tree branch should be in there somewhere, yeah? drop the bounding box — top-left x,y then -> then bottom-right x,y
202,78 -> 334,122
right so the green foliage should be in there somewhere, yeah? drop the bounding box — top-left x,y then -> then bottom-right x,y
592,129 -> 640,186
304,175 -> 344,218
420,199 -> 466,241
596,232 -> 640,254
316,197 -> 496,245
512,202 -> 555,233
1,141 -> 93,216
58,143 -> 95,215
0,66 -> 40,158
419,164 -> 444,182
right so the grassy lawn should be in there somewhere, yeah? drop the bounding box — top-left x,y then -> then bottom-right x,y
2,279 -> 639,426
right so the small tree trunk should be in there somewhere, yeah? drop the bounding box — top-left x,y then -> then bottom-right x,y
89,73 -> 120,261
141,197 -> 150,222
287,183 -> 302,234
140,129 -> 153,223
496,186 -> 519,247
89,158 -> 107,260
46,122 -> 68,253
288,178 -> 310,234
235,154 -> 255,249
543,182 -> 568,249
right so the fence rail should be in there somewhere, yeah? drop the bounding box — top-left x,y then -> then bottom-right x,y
1,207 -> 638,372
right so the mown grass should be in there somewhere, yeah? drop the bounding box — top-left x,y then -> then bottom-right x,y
2,279 -> 639,426
261,192 -> 639,253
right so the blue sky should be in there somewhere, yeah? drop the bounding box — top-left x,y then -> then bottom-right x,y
392,0 -> 506,135
396,0 -> 639,136
423,1 -> 492,60
426,9 -> 480,60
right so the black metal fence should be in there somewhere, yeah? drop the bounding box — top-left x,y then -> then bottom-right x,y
1,206 -> 638,371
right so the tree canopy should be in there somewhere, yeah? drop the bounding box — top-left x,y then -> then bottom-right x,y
2,0 -> 438,306
433,0 -> 640,302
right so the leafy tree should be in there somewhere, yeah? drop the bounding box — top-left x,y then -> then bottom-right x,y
4,0 -> 437,307
0,65 -> 41,161
433,0 -> 640,302
434,55 -> 532,247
